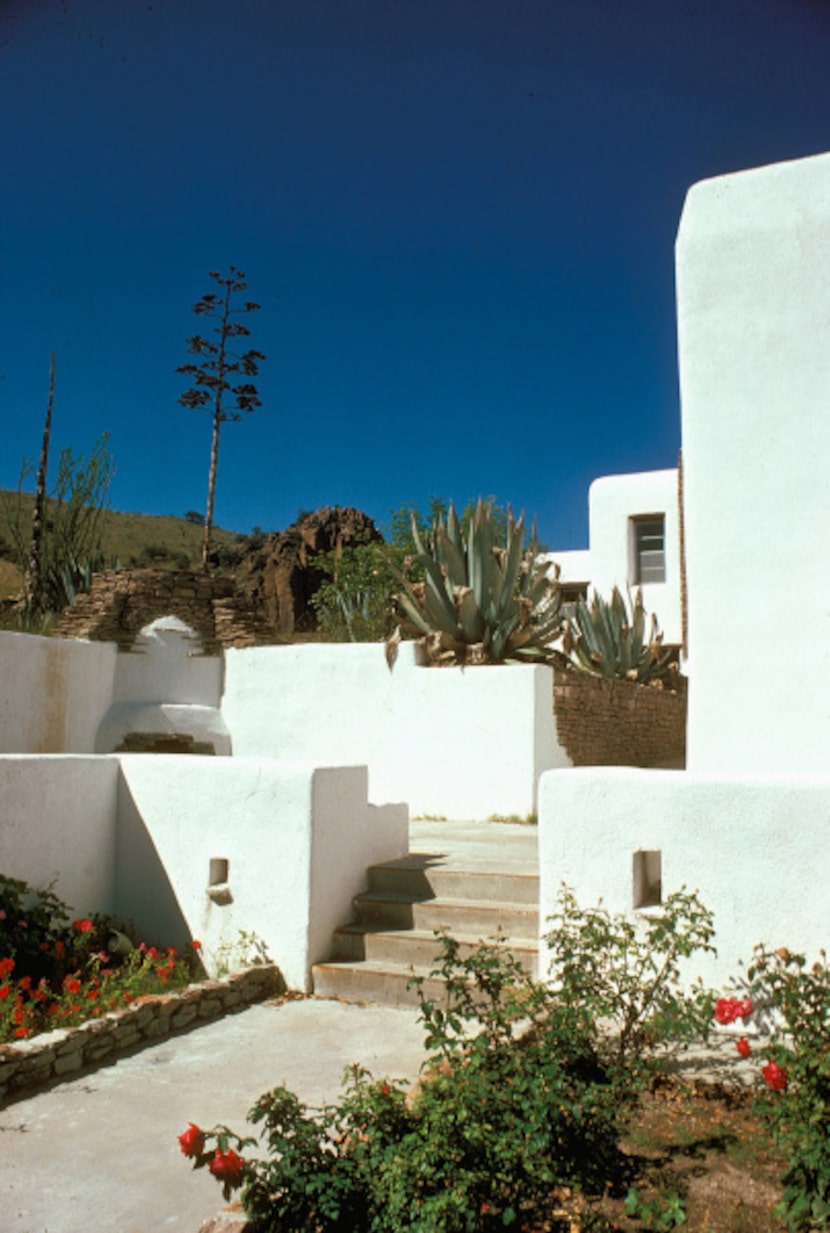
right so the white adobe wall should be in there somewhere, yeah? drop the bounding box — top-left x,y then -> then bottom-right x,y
541,548 -> 592,584
538,768 -> 830,987
221,641 -> 568,819
115,758 -> 407,989
0,755 -> 120,915
0,751 -> 406,990
677,152 -> 830,773
588,469 -> 682,646
0,632 -> 117,754
97,617 -> 230,754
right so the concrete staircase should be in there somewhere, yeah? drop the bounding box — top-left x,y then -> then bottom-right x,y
312,822 -> 540,1007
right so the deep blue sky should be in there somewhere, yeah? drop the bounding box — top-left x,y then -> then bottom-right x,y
2,0 -> 829,548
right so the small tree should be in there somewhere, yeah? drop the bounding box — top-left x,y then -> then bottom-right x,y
177,267 -> 265,569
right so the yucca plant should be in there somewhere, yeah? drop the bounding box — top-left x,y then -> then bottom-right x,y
388,499 -> 563,665
561,586 -> 677,687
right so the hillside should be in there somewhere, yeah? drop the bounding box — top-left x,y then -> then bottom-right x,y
0,491 -> 248,600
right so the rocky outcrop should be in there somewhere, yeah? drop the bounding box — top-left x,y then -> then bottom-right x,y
238,507 -> 383,635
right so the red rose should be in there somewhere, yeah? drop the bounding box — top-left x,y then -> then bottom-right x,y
736,1037 -> 751,1058
736,998 -> 753,1020
190,940 -> 202,951
178,1123 -> 206,1159
72,919 -> 93,933
762,1060 -> 788,1091
208,1147 -> 245,1187
714,997 -> 737,1025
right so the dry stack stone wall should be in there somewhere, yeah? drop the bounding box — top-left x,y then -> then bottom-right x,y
53,569 -> 280,653
553,666 -> 686,768
0,965 -> 283,1107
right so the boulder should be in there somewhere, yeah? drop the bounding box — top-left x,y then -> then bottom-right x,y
239,507 -> 383,635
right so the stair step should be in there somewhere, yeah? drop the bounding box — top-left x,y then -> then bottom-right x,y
353,891 -> 539,936
311,959 -> 456,1009
367,862 -> 540,905
329,924 -> 539,973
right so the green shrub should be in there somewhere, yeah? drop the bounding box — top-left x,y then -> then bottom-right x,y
180,889 -> 718,1230
724,945 -> 830,1230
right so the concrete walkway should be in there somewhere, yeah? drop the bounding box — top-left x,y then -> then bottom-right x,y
0,997 -> 428,1233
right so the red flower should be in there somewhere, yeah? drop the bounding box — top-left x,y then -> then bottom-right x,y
72,919 -> 93,933
714,996 -> 754,1025
208,1147 -> 245,1187
0,985 -> 10,1000
0,957 -> 15,976
190,939 -> 202,951
19,976 -> 32,991
178,1123 -> 206,1158
63,977 -> 81,994
762,1060 -> 788,1092
14,1027 -> 29,1038
736,1037 -> 751,1059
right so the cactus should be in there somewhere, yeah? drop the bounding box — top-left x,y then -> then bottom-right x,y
388,499 -> 563,665
562,586 -> 678,687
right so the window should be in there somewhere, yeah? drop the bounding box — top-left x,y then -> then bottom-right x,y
632,515 -> 666,585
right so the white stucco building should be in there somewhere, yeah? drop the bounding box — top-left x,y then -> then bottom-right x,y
543,466 -> 683,649
539,149 -> 830,984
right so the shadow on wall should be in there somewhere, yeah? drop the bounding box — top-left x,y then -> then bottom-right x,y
115,775 -> 193,950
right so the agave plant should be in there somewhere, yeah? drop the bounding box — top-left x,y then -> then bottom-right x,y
562,586 -> 677,687
388,500 -> 563,665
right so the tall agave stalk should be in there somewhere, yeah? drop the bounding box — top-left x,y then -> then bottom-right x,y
562,586 -> 678,687
388,500 -> 563,665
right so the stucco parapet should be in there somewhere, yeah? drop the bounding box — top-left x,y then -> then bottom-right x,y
0,964 -> 284,1108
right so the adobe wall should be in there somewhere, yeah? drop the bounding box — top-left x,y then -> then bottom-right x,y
552,666 -> 686,769
676,151 -> 830,773
538,768 -> 830,988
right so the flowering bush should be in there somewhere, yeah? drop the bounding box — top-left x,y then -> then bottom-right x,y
180,888 -> 718,1231
718,944 -> 830,1230
0,873 -> 203,1043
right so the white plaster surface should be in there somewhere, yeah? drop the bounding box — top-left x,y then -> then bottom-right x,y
112,617 -> 224,706
538,767 -> 830,988
0,631 -> 117,753
0,755 -> 120,914
676,151 -> 830,773
542,548 -> 591,583
115,757 -> 407,989
222,641 -> 568,818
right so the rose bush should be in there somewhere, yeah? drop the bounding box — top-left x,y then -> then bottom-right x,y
718,943 -> 830,1230
180,888 -> 719,1231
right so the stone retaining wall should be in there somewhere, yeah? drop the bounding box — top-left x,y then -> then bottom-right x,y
0,964 -> 283,1107
553,666 -> 686,768
53,569 -> 279,653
